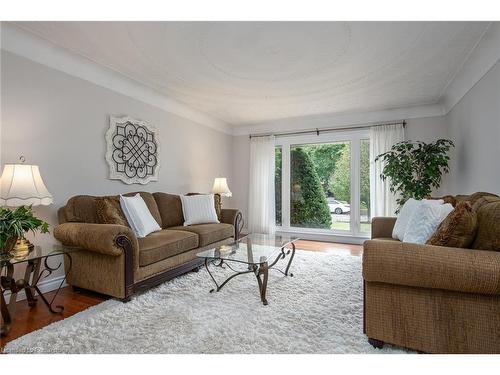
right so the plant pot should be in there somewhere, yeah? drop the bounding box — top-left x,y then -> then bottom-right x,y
11,237 -> 35,259
1,236 -> 18,256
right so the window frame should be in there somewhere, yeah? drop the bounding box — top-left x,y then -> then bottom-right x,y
275,129 -> 370,239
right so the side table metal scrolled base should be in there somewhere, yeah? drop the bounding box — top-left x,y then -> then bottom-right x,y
0,248 -> 73,337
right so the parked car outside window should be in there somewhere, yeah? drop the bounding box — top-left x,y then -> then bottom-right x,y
327,198 -> 351,214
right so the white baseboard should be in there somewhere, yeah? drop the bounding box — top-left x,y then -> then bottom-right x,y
241,227 -> 367,245
277,230 -> 367,245
3,276 -> 68,302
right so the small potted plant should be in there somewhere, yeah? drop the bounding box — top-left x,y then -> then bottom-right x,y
0,206 -> 49,256
375,139 -> 454,213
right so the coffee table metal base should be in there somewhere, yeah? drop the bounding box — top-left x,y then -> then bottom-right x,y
203,242 -> 295,306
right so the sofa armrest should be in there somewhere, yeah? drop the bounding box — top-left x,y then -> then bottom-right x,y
220,209 -> 243,239
371,217 -> 397,239
363,239 -> 500,295
54,222 -> 137,257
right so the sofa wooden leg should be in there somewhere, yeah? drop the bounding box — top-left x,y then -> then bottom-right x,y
72,286 -> 85,294
121,296 -> 131,303
368,338 -> 385,349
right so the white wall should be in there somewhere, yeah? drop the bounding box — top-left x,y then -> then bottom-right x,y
231,135 -> 251,227
444,60 -> 500,195
404,116 -> 452,194
405,116 -> 449,142
1,51 -> 233,282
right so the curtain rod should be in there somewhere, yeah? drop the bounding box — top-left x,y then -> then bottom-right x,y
248,120 -> 406,139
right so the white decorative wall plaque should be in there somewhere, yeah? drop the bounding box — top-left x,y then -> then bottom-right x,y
105,116 -> 160,184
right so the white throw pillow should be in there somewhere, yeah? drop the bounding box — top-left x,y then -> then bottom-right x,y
119,194 -> 161,238
180,194 -> 220,226
403,201 -> 454,244
392,198 -> 444,240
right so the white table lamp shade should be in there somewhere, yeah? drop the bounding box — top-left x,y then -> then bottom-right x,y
212,177 -> 232,197
0,164 -> 53,206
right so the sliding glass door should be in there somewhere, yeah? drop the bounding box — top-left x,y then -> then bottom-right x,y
359,139 -> 371,233
275,130 -> 370,237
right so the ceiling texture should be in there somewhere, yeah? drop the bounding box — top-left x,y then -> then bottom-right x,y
15,21 -> 490,126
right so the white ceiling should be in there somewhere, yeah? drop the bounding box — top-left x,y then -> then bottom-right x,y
14,21 -> 490,126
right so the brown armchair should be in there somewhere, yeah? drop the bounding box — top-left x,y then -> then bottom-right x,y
363,195 -> 500,353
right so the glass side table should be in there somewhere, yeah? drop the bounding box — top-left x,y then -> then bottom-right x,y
0,245 -> 78,337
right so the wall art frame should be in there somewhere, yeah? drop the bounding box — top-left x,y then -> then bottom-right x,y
105,116 -> 160,185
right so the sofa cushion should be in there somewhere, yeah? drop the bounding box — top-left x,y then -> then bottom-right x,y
454,194 -> 471,202
186,192 -> 222,220
472,199 -> 500,252
168,223 -> 234,247
64,195 -> 99,223
426,201 -> 477,248
95,196 -> 130,227
138,229 -> 198,267
123,192 -> 162,227
429,195 -> 457,207
371,237 -> 400,242
62,192 -> 162,226
469,191 -> 498,202
153,193 -> 184,228
402,201 -> 453,244
180,194 -> 220,226
120,194 -> 161,238
471,194 -> 500,212
392,198 -> 421,241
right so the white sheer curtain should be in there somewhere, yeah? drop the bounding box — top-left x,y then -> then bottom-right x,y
370,124 -> 405,217
248,135 -> 276,234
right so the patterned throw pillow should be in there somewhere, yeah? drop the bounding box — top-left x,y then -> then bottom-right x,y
428,195 -> 457,206
427,201 -> 477,248
96,196 -> 130,227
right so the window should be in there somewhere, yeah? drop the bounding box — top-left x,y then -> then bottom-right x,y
275,146 -> 282,226
360,139 -> 371,233
275,130 -> 370,237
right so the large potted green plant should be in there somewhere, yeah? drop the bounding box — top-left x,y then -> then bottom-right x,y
0,206 -> 49,255
375,139 -> 454,211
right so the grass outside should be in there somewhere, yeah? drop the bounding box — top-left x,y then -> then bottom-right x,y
332,221 -> 371,233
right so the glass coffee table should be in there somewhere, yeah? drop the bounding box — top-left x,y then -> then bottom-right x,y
197,233 -> 299,305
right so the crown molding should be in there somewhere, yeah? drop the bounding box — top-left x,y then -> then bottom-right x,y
232,103 -> 445,136
0,23 -> 232,134
441,22 -> 500,114
3,21 -> 497,137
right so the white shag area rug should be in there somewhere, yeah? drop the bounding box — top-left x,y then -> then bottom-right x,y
5,250 -> 409,354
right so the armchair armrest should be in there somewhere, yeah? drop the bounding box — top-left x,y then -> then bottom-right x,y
220,209 -> 243,240
54,222 -> 137,257
363,239 -> 500,295
371,217 -> 397,239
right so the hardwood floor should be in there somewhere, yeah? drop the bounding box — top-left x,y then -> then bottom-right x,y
0,240 -> 362,351
0,287 -> 108,350
292,240 -> 363,257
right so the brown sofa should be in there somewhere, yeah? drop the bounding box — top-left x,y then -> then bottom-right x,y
54,192 -> 242,301
363,193 -> 500,353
